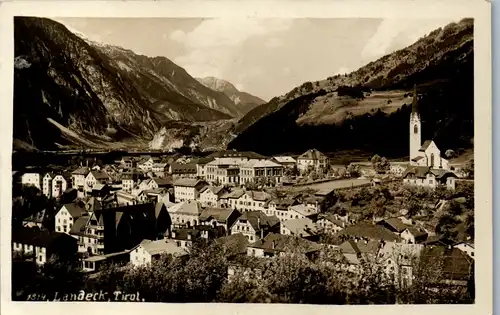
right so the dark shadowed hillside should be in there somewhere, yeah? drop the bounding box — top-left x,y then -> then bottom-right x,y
13,17 -> 239,151
227,18 -> 474,157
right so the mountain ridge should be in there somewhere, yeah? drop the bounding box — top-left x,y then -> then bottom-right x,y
13,17 -> 243,151
225,18 -> 474,157
196,76 -> 266,115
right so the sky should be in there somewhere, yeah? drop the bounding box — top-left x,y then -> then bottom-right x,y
55,17 -> 457,101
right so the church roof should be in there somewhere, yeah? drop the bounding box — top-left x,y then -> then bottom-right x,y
411,156 -> 425,162
403,166 -> 457,179
419,140 -> 434,152
403,166 -> 431,178
412,84 -> 419,113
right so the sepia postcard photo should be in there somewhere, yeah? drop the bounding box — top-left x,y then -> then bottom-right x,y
0,1 -> 492,315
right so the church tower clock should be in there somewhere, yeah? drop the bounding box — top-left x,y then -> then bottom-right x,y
409,85 -> 421,160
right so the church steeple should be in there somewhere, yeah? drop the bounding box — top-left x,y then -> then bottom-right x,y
409,83 -> 421,160
411,84 -> 419,114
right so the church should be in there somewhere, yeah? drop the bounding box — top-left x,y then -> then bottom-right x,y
402,86 -> 457,190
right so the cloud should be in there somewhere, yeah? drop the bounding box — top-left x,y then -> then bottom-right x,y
169,29 -> 186,42
171,18 -> 292,79
361,18 -> 455,62
265,37 -> 283,48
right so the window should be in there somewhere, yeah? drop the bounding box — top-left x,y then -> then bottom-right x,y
430,153 -> 435,167
57,226 -> 61,232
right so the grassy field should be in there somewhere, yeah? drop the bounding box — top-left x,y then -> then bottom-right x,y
296,90 -> 409,126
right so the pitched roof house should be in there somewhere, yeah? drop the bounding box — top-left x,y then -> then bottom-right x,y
199,207 -> 241,235
12,227 -> 78,265
247,233 -> 322,259
230,210 -> 280,242
130,239 -> 188,267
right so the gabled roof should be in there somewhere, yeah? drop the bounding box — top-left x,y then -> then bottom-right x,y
168,200 -> 203,215
235,211 -> 279,231
379,217 -> 407,233
411,156 -> 425,162
85,197 -> 102,212
297,149 -> 326,161
222,189 -> 245,199
72,167 -> 90,176
207,158 -> 246,166
241,159 -> 283,168
69,216 -> 89,235
173,178 -> 206,188
429,169 -> 458,179
339,239 -> 381,255
92,184 -> 107,191
152,177 -> 173,187
272,156 -> 296,163
44,172 -> 56,179
154,202 -> 168,218
137,239 -> 188,257
403,166 -> 431,179
289,204 -> 319,217
339,222 -> 401,242
419,140 -> 434,152
199,207 -> 237,222
200,185 -> 225,195
245,190 -> 271,202
282,218 -> 317,237
89,170 -> 109,180
12,227 -> 76,248
270,198 -> 298,210
191,157 -> 215,165
247,233 -> 321,254
404,226 -> 428,239
61,203 -> 87,218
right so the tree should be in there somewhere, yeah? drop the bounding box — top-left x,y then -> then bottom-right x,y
445,149 -> 455,158
406,197 -> 421,217
371,154 -> 390,174
346,164 -> 361,178
463,159 -> 474,179
447,200 -> 464,216
435,214 -> 459,239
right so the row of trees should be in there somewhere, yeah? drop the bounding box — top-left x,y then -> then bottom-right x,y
13,238 -> 473,304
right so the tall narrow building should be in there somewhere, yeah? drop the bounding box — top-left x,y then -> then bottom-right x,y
409,85 -> 421,160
